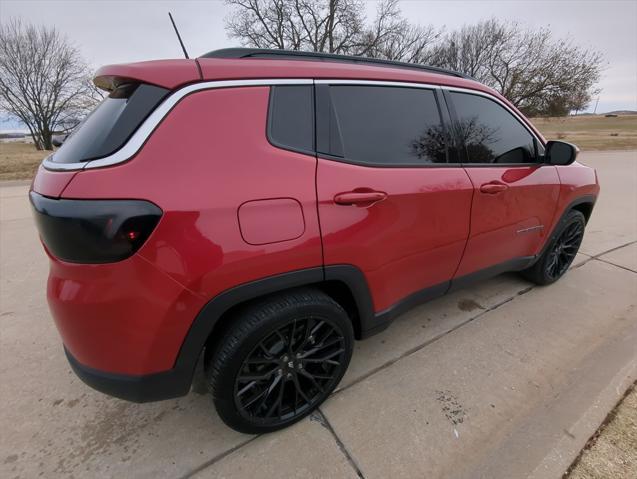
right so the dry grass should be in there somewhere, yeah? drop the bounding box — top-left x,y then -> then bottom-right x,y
532,114 -> 637,150
0,142 -> 49,181
566,386 -> 637,479
0,114 -> 636,181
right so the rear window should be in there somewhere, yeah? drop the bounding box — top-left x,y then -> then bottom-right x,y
326,85 -> 446,165
51,83 -> 169,164
267,85 -> 314,154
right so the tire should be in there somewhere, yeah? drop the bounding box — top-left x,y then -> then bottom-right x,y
521,210 -> 586,286
205,288 -> 354,434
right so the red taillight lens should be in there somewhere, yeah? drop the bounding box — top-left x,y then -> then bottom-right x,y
30,192 -> 162,264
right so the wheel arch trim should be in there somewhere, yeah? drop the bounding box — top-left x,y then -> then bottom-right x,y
539,194 -> 597,259
172,265 -> 376,388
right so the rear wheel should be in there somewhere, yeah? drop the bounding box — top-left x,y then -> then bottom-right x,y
205,288 -> 353,434
521,210 -> 586,285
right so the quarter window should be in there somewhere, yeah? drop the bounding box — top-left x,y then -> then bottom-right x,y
326,86 -> 446,165
51,83 -> 169,164
449,92 -> 538,164
268,85 -> 314,153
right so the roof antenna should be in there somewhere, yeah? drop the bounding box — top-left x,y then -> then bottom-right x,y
168,12 -> 190,59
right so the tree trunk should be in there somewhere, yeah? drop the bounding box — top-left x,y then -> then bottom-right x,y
42,129 -> 54,150
31,134 -> 43,150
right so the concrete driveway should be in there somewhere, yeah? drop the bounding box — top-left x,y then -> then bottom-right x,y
1,150 -> 636,479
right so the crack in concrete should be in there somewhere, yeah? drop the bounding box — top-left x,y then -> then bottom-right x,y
317,408 -> 366,479
584,240 -> 636,261
592,257 -> 637,275
177,436 -> 258,479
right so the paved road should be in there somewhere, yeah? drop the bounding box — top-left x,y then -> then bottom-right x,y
1,151 -> 636,479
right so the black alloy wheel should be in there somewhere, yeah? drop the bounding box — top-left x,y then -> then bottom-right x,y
234,317 -> 347,422
521,209 -> 586,285
206,289 -> 354,434
545,220 -> 584,280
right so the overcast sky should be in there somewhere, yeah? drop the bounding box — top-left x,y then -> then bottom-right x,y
1,0 -> 636,129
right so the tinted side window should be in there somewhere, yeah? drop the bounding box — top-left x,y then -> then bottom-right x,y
268,85 -> 314,153
450,92 -> 537,164
52,83 -> 169,164
328,86 -> 446,165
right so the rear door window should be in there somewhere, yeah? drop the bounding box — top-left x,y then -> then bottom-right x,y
320,85 -> 446,165
51,83 -> 169,164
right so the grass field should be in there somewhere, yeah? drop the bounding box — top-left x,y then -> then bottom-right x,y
567,386 -> 637,479
0,142 -> 49,181
1,114 -> 636,180
531,114 -> 637,150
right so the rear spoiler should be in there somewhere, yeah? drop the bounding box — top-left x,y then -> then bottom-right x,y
93,59 -> 202,92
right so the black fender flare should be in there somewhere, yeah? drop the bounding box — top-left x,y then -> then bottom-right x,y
536,194 -> 597,260
171,264 -> 377,394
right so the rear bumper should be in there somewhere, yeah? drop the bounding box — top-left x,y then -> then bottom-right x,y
65,347 -> 192,402
47,252 -> 206,376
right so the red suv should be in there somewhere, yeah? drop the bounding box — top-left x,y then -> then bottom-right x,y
31,49 -> 599,433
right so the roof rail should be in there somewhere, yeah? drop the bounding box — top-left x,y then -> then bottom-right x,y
200,48 -> 472,80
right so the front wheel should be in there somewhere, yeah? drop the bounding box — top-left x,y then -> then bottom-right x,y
205,288 -> 354,434
521,209 -> 586,285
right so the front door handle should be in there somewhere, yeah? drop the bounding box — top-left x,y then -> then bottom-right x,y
480,182 -> 508,194
334,190 -> 388,206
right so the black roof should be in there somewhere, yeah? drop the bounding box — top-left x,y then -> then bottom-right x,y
200,48 -> 471,80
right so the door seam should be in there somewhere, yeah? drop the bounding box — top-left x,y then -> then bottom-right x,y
449,166 -> 477,287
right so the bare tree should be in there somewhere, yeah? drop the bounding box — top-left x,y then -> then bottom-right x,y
225,0 -> 439,60
430,19 -> 604,116
292,0 -> 366,53
359,0 -> 439,62
0,19 -> 98,150
225,3 -> 603,117
428,19 -> 506,78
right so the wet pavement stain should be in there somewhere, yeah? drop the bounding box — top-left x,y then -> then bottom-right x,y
52,401 -> 144,475
457,298 -> 485,312
435,390 -> 467,426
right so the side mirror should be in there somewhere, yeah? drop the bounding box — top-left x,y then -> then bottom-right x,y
545,140 -> 579,166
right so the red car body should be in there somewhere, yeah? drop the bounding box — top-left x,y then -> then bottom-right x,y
30,51 -> 599,402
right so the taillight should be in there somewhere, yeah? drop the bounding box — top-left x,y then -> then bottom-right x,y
30,192 -> 162,264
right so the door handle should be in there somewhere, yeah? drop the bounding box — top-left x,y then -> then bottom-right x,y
334,190 -> 388,206
479,182 -> 508,194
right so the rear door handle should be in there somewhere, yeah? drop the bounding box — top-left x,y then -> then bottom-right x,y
334,190 -> 388,206
479,182 -> 508,194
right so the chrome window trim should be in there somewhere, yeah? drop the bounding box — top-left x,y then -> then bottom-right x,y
314,79 -> 441,91
42,77 -> 541,172
317,79 -> 542,146
42,78 -> 313,171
